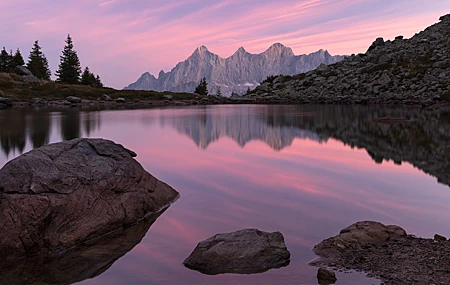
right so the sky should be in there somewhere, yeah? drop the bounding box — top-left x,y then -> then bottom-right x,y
1,0 -> 449,89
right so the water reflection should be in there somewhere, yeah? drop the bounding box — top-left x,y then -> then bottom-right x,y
0,108 -> 101,156
1,105 -> 449,285
1,105 -> 449,187
0,210 -> 164,285
159,105 -> 450,187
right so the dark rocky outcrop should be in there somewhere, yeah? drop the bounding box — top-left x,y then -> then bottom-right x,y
183,229 -> 290,275
124,43 -> 344,96
0,138 -> 179,259
246,14 -> 450,105
0,97 -> 13,109
313,221 -> 406,259
0,210 -> 164,285
311,221 -> 450,285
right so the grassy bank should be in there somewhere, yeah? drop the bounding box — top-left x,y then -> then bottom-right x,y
0,72 -> 196,101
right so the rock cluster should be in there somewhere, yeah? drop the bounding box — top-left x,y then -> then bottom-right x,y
246,14 -> 450,105
312,221 -> 450,285
0,138 -> 179,259
183,229 -> 290,275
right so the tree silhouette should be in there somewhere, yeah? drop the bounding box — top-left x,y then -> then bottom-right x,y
55,34 -> 81,84
12,48 -> 25,67
0,48 -> 11,72
81,66 -> 103,88
194,77 -> 208,95
27,41 -> 51,80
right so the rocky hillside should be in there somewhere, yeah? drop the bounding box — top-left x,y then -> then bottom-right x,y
124,43 -> 344,96
245,14 -> 450,105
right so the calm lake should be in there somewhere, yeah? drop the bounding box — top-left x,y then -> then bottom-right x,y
1,104 -> 450,285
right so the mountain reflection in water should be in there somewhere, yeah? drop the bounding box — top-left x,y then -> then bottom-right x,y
0,105 -> 449,187
1,104 -> 450,285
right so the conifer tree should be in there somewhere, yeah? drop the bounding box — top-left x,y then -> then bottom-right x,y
217,87 -> 222,97
55,34 -> 81,84
0,48 -> 11,72
81,66 -> 94,85
95,75 -> 103,88
27,41 -> 51,80
80,66 -> 103,88
12,48 -> 25,67
194,77 -> 208,95
6,50 -> 16,72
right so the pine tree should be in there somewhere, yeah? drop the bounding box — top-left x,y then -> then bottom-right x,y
6,50 -> 16,72
12,48 -> 25,67
194,77 -> 208,95
95,75 -> 103,88
81,66 -> 93,85
55,34 -> 81,84
27,41 -> 51,80
217,87 -> 222,97
81,66 -> 103,88
0,48 -> 13,72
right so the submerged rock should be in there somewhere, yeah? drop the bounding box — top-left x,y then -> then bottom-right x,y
183,229 -> 290,275
0,138 -> 179,259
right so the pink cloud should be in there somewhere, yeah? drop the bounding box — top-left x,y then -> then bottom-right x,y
1,1 -> 448,88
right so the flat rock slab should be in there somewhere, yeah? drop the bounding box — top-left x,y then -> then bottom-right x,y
183,229 -> 290,275
0,138 -> 179,259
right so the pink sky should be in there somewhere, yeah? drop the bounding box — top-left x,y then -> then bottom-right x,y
1,0 -> 449,89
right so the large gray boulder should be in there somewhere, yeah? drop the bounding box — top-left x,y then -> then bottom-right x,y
183,229 -> 290,275
14,66 -> 33,76
0,138 -> 179,259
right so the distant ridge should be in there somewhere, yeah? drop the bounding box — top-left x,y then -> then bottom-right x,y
124,43 -> 345,95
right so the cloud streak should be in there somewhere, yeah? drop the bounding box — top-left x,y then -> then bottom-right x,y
0,0 -> 449,88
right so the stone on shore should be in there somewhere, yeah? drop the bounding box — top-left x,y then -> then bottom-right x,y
66,96 -> 82,103
0,97 -> 13,109
317,267 -> 337,284
183,229 -> 290,275
313,221 -> 406,259
0,138 -> 179,259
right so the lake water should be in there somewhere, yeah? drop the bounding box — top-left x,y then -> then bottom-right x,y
1,104 -> 450,285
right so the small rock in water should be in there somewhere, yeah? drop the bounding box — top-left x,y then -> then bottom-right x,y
115,97 -> 126,103
317,267 -> 337,284
183,228 -> 290,275
434,234 -> 447,241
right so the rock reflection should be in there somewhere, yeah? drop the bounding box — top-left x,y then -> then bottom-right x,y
0,210 -> 164,285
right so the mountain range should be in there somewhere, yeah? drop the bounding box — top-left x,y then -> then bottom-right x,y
124,43 -> 345,95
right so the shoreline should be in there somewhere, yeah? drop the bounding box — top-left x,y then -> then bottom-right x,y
2,96 -> 450,111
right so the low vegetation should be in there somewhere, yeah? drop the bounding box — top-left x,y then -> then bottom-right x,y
0,72 -> 196,101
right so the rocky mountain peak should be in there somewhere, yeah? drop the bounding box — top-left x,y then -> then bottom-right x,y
124,43 -> 345,95
265,43 -> 294,57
